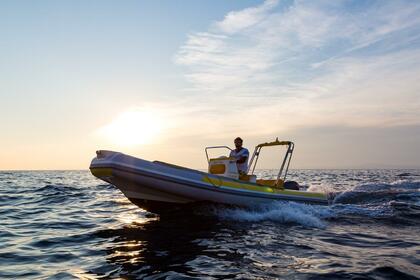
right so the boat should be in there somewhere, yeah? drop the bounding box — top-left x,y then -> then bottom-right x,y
90,139 -> 329,214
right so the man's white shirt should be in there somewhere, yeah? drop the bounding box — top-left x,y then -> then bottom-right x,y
229,148 -> 249,173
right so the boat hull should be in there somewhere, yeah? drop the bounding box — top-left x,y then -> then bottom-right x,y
90,150 -> 329,214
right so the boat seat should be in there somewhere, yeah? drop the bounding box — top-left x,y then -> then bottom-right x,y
209,164 -> 226,174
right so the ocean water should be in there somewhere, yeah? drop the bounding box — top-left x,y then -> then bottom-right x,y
1,169 -> 419,279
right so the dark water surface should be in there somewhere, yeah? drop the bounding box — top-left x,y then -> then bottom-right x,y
1,170 -> 419,279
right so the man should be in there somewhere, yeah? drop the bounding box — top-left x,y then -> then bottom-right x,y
229,137 -> 249,174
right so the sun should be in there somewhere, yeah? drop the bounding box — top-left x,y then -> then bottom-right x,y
99,109 -> 164,147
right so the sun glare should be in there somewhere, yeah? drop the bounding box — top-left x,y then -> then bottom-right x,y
99,109 -> 164,147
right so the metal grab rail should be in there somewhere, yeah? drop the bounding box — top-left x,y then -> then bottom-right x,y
205,146 -> 233,163
277,142 -> 294,182
247,138 -> 294,185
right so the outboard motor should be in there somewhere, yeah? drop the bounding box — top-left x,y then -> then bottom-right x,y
284,181 -> 300,190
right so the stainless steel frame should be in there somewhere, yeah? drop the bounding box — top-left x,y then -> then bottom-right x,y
247,139 -> 294,184
205,146 -> 233,163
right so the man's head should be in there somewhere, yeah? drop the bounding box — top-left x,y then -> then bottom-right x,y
234,137 -> 243,149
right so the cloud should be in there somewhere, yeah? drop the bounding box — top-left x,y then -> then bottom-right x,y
213,0 -> 279,34
174,0 -> 420,131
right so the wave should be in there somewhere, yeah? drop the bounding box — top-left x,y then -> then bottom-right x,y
213,201 -> 399,228
307,266 -> 419,280
213,180 -> 420,227
331,203 -> 393,218
213,202 -> 333,228
332,180 -> 420,205
34,184 -> 80,193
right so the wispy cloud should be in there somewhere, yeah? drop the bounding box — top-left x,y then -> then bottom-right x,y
174,0 -> 420,131
214,0 -> 279,34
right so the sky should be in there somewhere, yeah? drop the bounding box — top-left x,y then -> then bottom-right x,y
1,0 -> 420,170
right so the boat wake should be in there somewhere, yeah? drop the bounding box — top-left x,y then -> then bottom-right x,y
213,202 -> 333,228
212,180 -> 420,228
332,180 -> 420,204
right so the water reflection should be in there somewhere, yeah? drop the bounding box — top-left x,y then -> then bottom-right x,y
94,212 -> 420,279
95,214 -> 244,278
95,212 -> 324,279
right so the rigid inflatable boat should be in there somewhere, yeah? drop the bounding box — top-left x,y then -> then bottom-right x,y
90,139 -> 329,214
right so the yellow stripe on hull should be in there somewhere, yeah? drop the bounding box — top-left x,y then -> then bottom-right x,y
90,167 -> 113,177
203,176 -> 327,199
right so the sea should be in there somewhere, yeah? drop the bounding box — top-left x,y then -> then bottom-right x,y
1,169 -> 419,279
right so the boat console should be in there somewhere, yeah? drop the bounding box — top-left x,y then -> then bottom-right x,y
205,139 -> 296,189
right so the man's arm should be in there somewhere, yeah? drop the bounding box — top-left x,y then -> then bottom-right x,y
236,149 -> 249,163
236,156 -> 248,164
